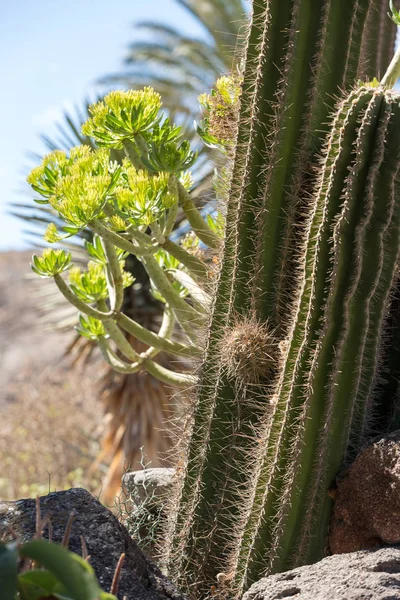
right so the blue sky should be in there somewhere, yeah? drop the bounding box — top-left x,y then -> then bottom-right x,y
0,0 -> 205,250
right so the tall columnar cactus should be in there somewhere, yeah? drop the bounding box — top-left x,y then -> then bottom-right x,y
27,1 -> 400,600
162,1 -> 400,598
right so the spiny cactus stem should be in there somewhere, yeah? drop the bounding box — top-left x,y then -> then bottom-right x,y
90,219 -> 153,257
53,274 -> 114,320
101,237 -> 124,312
381,43 -> 400,87
116,312 -> 202,358
176,180 -> 221,250
141,254 -> 201,342
266,94 -> 391,572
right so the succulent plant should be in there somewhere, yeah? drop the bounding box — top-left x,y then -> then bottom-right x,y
26,2 -> 400,599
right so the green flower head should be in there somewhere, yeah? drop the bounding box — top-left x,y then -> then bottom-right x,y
27,150 -> 68,200
69,260 -> 134,303
43,222 -> 62,244
75,314 -> 107,340
81,88 -> 162,148
115,167 -> 174,226
31,248 -> 72,277
27,146 -> 121,231
69,261 -> 109,303
198,74 -> 241,149
143,140 -> 197,174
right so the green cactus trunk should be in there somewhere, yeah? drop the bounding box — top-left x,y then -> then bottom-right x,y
243,86 -> 400,582
164,1 -> 400,599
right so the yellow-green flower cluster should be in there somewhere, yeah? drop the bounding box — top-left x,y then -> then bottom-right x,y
198,75 -> 241,148
81,88 -> 162,148
27,146 -> 120,230
54,171 -> 111,229
179,171 -> 194,191
144,140 -> 196,174
115,166 -> 175,226
75,314 -> 107,340
43,223 -> 62,244
69,261 -> 133,303
31,248 -> 72,277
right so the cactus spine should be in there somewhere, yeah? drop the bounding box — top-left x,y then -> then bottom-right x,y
165,1 -> 400,598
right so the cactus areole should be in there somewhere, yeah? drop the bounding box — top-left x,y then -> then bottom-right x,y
163,1 -> 400,599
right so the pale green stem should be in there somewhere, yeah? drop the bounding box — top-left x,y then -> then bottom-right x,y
151,221 -> 166,244
142,306 -> 176,359
132,226 -> 209,282
381,43 -> 400,87
164,201 -> 179,237
129,227 -> 154,246
98,337 -> 196,386
98,338 -> 142,374
158,212 -> 166,233
123,140 -> 143,169
97,299 -> 141,363
117,312 -> 202,358
89,219 -> 153,257
177,179 -> 221,250
162,238 -> 210,283
143,358 -> 197,388
101,238 -> 124,312
141,254 -> 200,342
134,133 -> 149,158
168,269 -> 209,315
54,274 -> 113,320
101,205 -> 208,280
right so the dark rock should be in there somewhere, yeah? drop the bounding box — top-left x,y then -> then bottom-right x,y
243,546 -> 400,600
0,487 -> 185,600
330,430 -> 400,554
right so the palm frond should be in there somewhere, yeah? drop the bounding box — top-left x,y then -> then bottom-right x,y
101,0 -> 247,118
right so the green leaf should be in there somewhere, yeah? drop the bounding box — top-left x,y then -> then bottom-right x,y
18,569 -> 67,600
33,197 -> 51,205
62,226 -> 82,236
20,540 -> 104,600
0,542 -> 18,600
